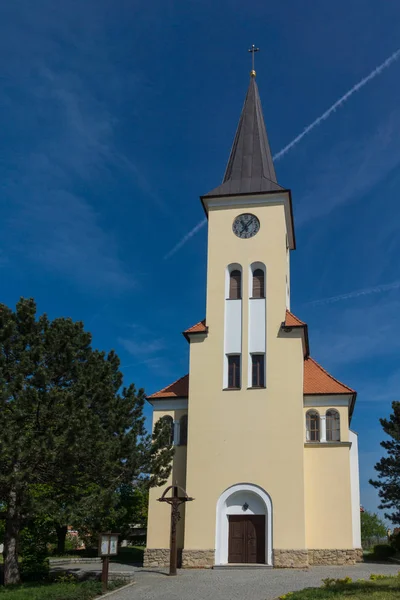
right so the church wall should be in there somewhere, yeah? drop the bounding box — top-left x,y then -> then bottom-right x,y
304,444 -> 353,549
184,200 -> 307,555
146,408 -> 187,552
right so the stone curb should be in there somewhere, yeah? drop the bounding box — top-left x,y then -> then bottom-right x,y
96,580 -> 136,598
50,557 -> 101,565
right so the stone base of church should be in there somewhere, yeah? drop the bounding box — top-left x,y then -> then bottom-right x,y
274,549 -> 363,568
143,548 -> 171,568
182,549 -> 215,568
308,548 -> 363,565
144,548 -> 363,569
144,548 -> 215,568
273,550 -> 309,568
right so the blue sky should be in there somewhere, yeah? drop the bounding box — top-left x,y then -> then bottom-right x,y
1,0 -> 400,518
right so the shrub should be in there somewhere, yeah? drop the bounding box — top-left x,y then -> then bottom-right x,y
391,532 -> 400,552
322,577 -> 352,588
373,544 -> 396,560
19,523 -> 50,581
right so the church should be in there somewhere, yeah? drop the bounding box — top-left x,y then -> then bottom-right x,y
144,66 -> 361,569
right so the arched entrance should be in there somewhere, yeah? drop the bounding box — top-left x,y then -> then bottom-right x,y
215,483 -> 273,566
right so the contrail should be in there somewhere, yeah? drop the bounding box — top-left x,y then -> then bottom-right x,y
164,48 -> 400,258
273,47 -> 400,161
163,218 -> 207,260
307,281 -> 400,307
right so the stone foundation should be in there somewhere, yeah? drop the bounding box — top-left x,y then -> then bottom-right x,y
308,549 -> 363,565
182,549 -> 215,568
273,550 -> 309,568
143,548 -> 170,568
144,547 -> 363,568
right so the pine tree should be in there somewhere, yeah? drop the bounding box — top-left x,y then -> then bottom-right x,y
0,298 -> 174,584
370,401 -> 400,523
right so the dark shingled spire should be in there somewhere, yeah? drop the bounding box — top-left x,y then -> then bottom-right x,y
206,75 -> 283,197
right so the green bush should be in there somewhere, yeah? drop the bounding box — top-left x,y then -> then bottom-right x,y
19,523 -> 50,581
390,532 -> 400,552
373,544 -> 396,560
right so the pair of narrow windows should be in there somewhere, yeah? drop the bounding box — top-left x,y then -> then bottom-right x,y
306,410 -> 340,442
229,269 -> 265,300
227,354 -> 265,389
159,415 -> 188,446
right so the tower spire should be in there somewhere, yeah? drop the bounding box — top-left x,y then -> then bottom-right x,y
205,58 -> 283,197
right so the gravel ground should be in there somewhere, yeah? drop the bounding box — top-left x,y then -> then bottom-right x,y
109,562 -> 400,600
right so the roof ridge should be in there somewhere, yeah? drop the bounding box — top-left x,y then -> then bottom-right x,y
307,356 -> 355,393
147,373 -> 189,398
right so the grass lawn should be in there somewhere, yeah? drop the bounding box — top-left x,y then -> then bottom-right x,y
280,574 -> 400,600
0,579 -> 124,599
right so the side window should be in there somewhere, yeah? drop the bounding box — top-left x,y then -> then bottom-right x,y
229,270 -> 242,299
251,354 -> 265,387
326,409 -> 340,442
252,268 -> 265,298
159,415 -> 174,445
306,410 -> 320,442
179,415 -> 188,446
227,355 -> 241,389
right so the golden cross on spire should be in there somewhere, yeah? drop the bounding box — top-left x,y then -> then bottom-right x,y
248,44 -> 259,77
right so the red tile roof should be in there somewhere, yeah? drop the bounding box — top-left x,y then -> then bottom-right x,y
148,358 -> 354,400
147,374 -> 189,400
304,357 -> 355,395
183,319 -> 207,334
284,310 -> 306,327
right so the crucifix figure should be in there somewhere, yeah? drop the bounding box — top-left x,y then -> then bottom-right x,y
248,44 -> 260,77
158,483 -> 194,576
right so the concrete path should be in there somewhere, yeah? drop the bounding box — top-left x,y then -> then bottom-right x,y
109,562 -> 400,600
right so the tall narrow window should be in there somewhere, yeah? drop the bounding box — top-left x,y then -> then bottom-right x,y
252,269 -> 265,298
179,415 -> 188,446
228,355 -> 241,389
326,410 -> 340,442
229,270 -> 242,299
306,411 -> 320,442
159,415 -> 174,445
252,354 -> 265,387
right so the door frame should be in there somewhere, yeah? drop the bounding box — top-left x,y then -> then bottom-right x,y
215,483 -> 273,566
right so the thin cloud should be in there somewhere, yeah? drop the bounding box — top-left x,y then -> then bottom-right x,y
307,281 -> 400,307
273,47 -> 400,161
163,218 -> 207,260
118,337 -> 165,357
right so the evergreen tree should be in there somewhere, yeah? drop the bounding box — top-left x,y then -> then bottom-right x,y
0,298 -> 173,584
370,401 -> 400,523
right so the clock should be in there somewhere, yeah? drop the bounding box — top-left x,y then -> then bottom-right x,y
232,213 -> 260,239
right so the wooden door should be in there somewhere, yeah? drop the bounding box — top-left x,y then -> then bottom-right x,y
228,515 -> 265,563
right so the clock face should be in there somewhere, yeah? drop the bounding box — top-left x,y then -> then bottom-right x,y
232,213 -> 260,239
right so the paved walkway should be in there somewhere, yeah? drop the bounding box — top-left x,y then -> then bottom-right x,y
110,562 -> 400,600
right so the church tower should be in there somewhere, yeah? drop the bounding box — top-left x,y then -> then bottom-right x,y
145,65 -> 361,569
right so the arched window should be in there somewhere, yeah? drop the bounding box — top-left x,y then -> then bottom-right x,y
229,270 -> 242,299
252,268 -> 265,298
306,411 -> 320,442
326,410 -> 340,442
159,415 -> 174,445
179,415 -> 188,446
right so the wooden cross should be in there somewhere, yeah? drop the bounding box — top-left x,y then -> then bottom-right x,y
158,483 -> 194,576
248,44 -> 260,76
